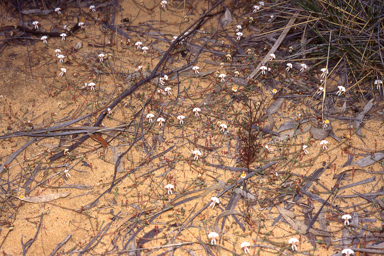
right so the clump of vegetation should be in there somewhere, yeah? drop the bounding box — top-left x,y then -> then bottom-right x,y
294,0 -> 384,87
236,99 -> 266,171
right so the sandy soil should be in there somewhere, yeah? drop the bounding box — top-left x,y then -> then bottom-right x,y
0,0 -> 383,256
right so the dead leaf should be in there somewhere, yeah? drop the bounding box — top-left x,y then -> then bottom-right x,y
179,70 -> 215,78
274,124 -> 311,142
89,133 -> 108,148
234,188 -> 256,200
201,183 -> 222,199
20,192 -> 71,203
277,206 -> 330,236
367,101 -> 384,115
310,127 -> 330,140
277,205 -> 298,230
267,98 -> 284,115
340,101 -> 346,113
265,114 -> 275,131
319,210 -> 331,248
329,131 -> 341,142
338,165 -> 363,173
277,121 -> 299,133
351,153 -> 384,167
354,98 -> 374,136
221,9 -> 233,28
277,206 -> 296,219
111,146 -> 125,173
231,77 -> 247,87
214,210 -> 243,232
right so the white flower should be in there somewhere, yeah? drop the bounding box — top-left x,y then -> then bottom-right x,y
57,54 -> 65,63
210,197 -> 220,208
226,54 -> 232,61
374,79 -> 383,90
89,5 -> 96,12
106,108 -> 112,115
336,86 -> 345,96
54,49 -> 61,56
193,107 -> 201,116
78,22 -> 85,28
302,145 -> 309,154
300,63 -> 307,72
234,71 -> 240,77
192,149 -> 201,160
286,63 -> 292,71
146,113 -> 154,122
60,33 -> 66,40
268,15 -> 275,22
161,0 -> 167,8
236,25 -> 242,32
317,87 -> 324,96
320,140 -> 328,149
98,53 -> 105,62
219,74 -> 226,82
32,21 -> 39,29
320,68 -> 328,78
208,232 -> 219,245
157,117 -> 165,126
41,36 -> 48,44
288,238 -> 299,251
59,68 -> 66,77
260,66 -> 268,75
165,184 -> 174,194
253,5 -> 260,12
265,144 -> 273,152
269,53 -> 276,60
341,248 -> 354,256
159,75 -> 168,86
142,46 -> 149,54
164,87 -> 172,95
87,82 -> 96,90
135,41 -> 142,49
135,66 -> 143,72
64,169 -> 70,178
259,1 -> 265,6
177,115 -> 185,124
55,8 -> 61,15
342,214 -> 352,225
192,66 -> 199,74
219,123 -> 227,132
241,241 -> 251,253
236,32 -> 243,40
